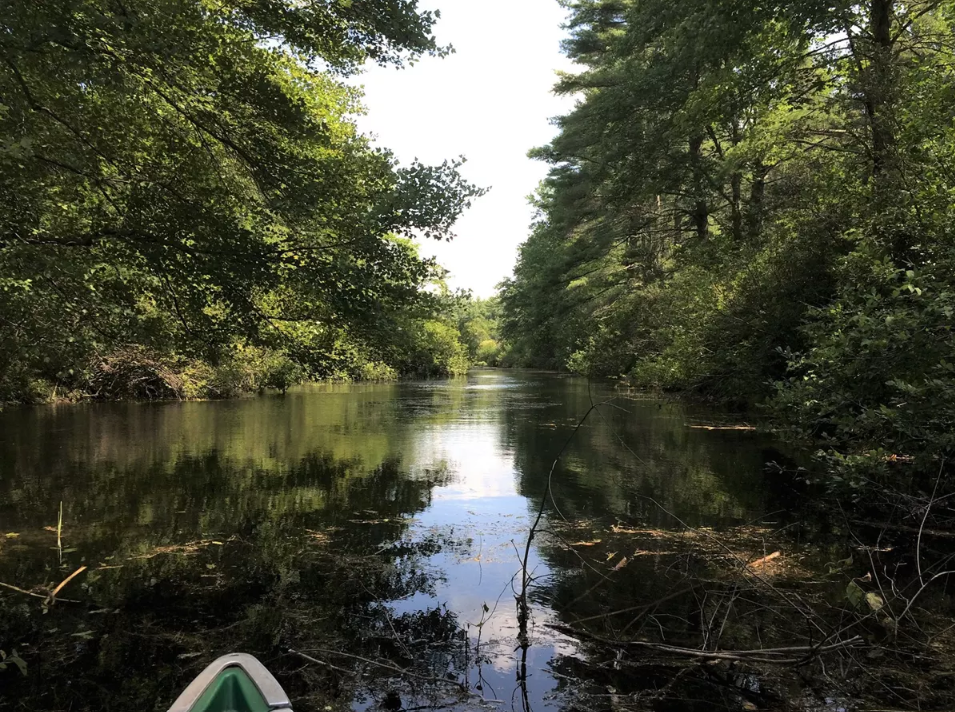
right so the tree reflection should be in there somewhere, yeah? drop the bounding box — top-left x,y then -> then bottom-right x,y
0,374 -> 820,712
0,438 -> 469,711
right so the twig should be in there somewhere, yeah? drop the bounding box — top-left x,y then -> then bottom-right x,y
288,647 -> 498,702
0,578 -> 81,604
516,396 -> 612,648
49,566 -> 88,602
0,582 -> 47,599
568,584 -> 704,625
918,460 -> 945,586
57,500 -> 63,565
360,582 -> 414,662
850,520 -> 955,538
897,570 -> 955,625
285,650 -> 354,676
547,624 -> 862,664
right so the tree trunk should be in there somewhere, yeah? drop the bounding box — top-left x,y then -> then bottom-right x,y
731,173 -> 743,241
730,121 -> 743,241
688,134 -> 709,239
869,0 -> 894,179
746,161 -> 766,240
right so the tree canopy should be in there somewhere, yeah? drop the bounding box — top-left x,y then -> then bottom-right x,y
502,0 -> 955,490
0,0 -> 483,401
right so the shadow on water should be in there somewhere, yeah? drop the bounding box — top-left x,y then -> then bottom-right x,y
0,371 -> 950,711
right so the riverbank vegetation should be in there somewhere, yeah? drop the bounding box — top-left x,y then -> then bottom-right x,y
0,0 -> 491,405
449,294 -> 506,366
501,0 -> 955,501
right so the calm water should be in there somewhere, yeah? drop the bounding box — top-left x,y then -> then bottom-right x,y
0,370 -> 801,712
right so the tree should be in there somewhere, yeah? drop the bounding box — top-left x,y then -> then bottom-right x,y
503,0 -> 955,490
0,0 -> 483,400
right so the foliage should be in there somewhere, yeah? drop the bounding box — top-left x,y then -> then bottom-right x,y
501,0 -> 955,492
0,0 -> 484,403
396,320 -> 470,378
358,360 -> 399,382
448,294 -> 506,366
0,649 -> 27,677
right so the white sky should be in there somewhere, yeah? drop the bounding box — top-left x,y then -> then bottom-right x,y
352,0 -> 577,298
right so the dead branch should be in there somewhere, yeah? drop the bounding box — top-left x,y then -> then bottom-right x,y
288,647 -> 500,702
546,624 -> 863,664
749,551 -> 782,568
568,583 -> 705,625
49,566 -> 87,602
0,581 -> 47,599
851,520 -> 955,538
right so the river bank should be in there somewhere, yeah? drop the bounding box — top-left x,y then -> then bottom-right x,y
1,345 -> 467,408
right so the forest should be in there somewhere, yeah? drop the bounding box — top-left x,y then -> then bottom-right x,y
501,0 -> 955,501
0,0 -> 502,404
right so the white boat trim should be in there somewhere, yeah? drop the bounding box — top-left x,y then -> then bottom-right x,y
167,653 -> 293,712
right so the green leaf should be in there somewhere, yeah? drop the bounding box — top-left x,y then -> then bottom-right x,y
865,592 -> 885,612
0,651 -> 27,676
846,580 -> 865,609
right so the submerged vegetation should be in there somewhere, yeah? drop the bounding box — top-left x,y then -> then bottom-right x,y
0,0 -> 490,405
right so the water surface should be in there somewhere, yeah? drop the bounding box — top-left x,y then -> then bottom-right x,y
0,370 -> 799,711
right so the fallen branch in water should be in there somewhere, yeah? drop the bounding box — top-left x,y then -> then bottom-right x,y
686,424 -> 757,431
547,624 -> 863,665
287,648 -> 502,703
568,583 -> 705,625
0,567 -> 86,605
48,566 -> 87,603
0,581 -> 46,599
285,649 -> 354,676
748,551 -> 781,568
852,520 -> 955,539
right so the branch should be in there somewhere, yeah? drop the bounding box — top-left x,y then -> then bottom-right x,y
547,624 -> 863,665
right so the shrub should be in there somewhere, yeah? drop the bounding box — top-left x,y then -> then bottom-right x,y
401,320 -> 469,377
475,339 -> 502,366
88,346 -> 185,400
771,247 -> 955,493
205,345 -> 305,397
358,361 -> 399,381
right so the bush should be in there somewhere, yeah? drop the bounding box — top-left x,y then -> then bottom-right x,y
204,346 -> 305,397
89,346 -> 185,400
771,245 -> 955,493
0,368 -> 59,405
475,339 -> 502,366
358,361 -> 399,381
400,320 -> 469,377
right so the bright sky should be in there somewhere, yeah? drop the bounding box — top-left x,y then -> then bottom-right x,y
352,0 -> 577,298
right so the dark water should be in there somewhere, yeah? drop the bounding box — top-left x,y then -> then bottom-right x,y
0,370 -> 804,711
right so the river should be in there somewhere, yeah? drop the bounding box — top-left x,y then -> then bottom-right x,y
0,370 -> 818,711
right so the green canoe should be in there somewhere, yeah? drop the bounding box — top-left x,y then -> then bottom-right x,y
167,654 -> 293,712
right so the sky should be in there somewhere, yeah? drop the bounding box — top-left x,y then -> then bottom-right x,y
351,0 -> 577,298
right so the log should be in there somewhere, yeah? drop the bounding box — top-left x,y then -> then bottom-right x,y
748,551 -> 781,568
